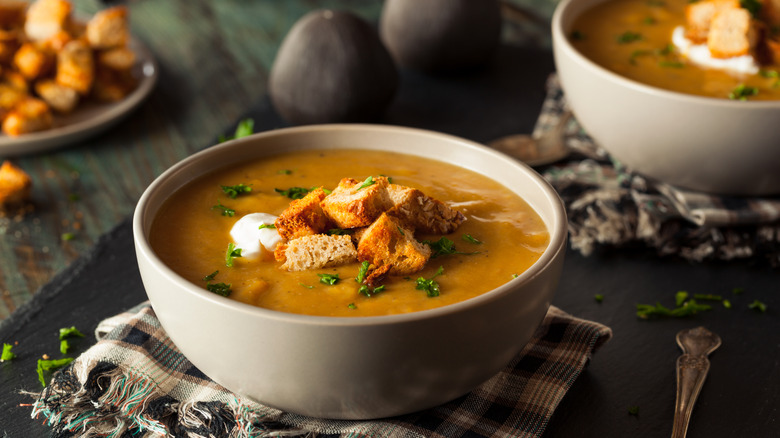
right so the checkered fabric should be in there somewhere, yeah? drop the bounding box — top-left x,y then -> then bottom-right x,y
538,75 -> 780,265
30,301 -> 611,438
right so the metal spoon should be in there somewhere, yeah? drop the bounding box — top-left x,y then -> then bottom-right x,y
488,110 -> 573,167
672,327 -> 722,438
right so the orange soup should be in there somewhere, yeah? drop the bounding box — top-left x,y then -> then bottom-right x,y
149,149 -> 548,317
570,0 -> 780,100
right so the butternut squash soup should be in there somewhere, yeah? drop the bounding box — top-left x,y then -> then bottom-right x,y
149,149 -> 549,317
570,0 -> 780,100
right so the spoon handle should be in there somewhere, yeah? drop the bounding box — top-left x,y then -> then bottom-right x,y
671,352 -> 711,438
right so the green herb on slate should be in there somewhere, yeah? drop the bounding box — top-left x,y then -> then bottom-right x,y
37,357 -> 74,387
1,343 -> 15,361
595,294 -> 604,303
59,326 -> 84,340
748,300 -> 767,313
219,118 -> 254,143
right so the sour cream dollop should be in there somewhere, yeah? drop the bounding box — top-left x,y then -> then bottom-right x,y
229,213 -> 283,259
671,26 -> 759,75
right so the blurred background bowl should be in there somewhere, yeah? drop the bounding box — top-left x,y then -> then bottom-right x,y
552,0 -> 780,196
133,124 -> 568,419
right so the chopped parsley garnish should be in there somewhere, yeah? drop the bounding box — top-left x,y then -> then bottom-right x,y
379,174 -> 393,183
355,261 -> 370,283
723,299 -> 732,309
760,70 -> 780,87
203,270 -> 219,281
60,340 -> 70,354
616,31 -> 643,44
225,243 -> 242,267
221,183 -> 253,199
359,284 -> 385,297
328,228 -> 348,235
659,60 -> 684,68
416,266 -> 444,298
643,16 -> 656,25
748,300 -> 767,313
275,187 -> 311,199
299,282 -> 314,289
348,303 -> 357,309
318,273 -> 340,285
59,326 -> 84,340
462,234 -> 482,244
423,237 -> 479,258
595,294 -> 604,303
37,357 -> 74,387
278,169 -> 292,175
357,176 -> 376,190
675,291 -> 689,307
729,84 -> 759,100
206,282 -> 232,296
396,225 -> 405,236
1,343 -> 15,361
258,223 -> 276,230
219,118 -> 254,143
211,201 -> 235,217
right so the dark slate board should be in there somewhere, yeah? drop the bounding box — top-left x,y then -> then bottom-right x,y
1,45 -> 778,437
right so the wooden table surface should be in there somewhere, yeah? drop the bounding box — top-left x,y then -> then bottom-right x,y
0,0 -> 552,322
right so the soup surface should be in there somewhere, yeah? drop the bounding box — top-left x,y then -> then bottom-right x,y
571,0 -> 780,100
150,149 -> 549,317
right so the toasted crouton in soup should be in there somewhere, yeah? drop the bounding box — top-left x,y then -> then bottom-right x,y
357,213 -> 431,277
321,176 -> 391,228
86,6 -> 129,50
274,188 -> 331,240
685,0 -> 740,44
2,97 -> 53,136
279,234 -> 358,271
385,183 -> 465,234
708,7 -> 757,58
56,39 -> 95,95
0,160 -> 31,206
34,79 -> 79,113
24,0 -> 73,42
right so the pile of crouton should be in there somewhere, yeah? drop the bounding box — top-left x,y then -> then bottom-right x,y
685,0 -> 780,63
273,176 -> 465,286
0,0 -> 136,136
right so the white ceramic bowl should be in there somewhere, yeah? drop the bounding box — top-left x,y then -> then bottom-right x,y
133,124 -> 567,419
553,0 -> 780,196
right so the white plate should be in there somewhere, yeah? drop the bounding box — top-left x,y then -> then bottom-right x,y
0,39 -> 158,156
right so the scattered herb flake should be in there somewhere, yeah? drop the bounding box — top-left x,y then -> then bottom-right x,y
219,118 -> 254,143
416,266 -> 444,298
211,201 -> 235,217
61,232 -> 75,241
225,243 -> 242,267
359,284 -> 385,297
278,169 -> 292,175
675,291 -> 689,307
59,326 -> 84,340
221,183 -> 253,199
729,84 -> 759,100
348,303 -> 357,309
748,300 -> 767,313
37,357 -> 75,387
643,16 -> 656,25
636,300 -> 712,319
1,343 -> 15,361
60,339 -> 70,354
628,406 -> 640,416
203,270 -> 219,281
511,274 -> 519,279
258,223 -> 276,230
462,234 -> 482,244
318,273 -> 340,285
328,228 -> 348,235
659,60 -> 684,68
206,282 -> 232,297
423,237 -> 479,258
275,187 -> 311,199
595,294 -> 604,303
355,261 -> 370,283
723,299 -> 732,309
616,31 -> 643,44
299,282 -> 314,289
357,176 -> 375,190
396,225 -> 405,236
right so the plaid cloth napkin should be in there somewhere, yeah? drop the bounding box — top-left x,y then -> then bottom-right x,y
30,301 -> 611,438
537,75 -> 780,265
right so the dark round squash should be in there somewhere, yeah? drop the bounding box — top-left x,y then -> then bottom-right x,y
379,0 -> 502,73
269,10 -> 399,125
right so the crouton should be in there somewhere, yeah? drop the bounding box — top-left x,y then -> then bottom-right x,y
708,7 -> 757,58
91,64 -> 136,101
2,96 -> 52,136
42,29 -> 73,52
0,160 -> 31,206
385,183 -> 465,234
357,213 -> 431,277
0,1 -> 26,29
321,176 -> 390,228
13,42 -> 54,80
24,0 -> 73,42
0,83 -> 26,118
34,79 -> 78,113
86,6 -> 129,50
278,234 -> 358,271
274,187 -> 331,241
685,0 -> 740,44
55,39 -> 94,95
97,46 -> 135,70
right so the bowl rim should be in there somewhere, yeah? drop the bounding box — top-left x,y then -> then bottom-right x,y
133,123 -> 567,328
552,0 -> 780,108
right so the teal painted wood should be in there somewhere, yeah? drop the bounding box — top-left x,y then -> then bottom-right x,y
0,0 -> 552,321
